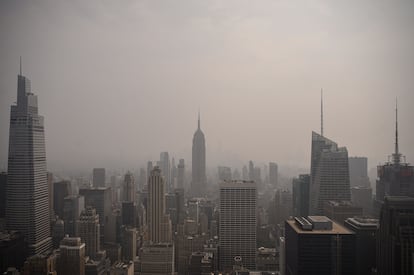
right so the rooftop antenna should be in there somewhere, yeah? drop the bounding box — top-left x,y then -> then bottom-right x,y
321,89 -> 324,136
19,56 -> 22,75
393,98 -> 401,164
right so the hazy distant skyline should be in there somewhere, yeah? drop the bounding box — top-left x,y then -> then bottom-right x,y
1,0 -> 413,173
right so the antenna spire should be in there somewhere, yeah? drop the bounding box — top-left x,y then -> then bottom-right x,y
393,98 -> 401,164
198,109 -> 200,129
19,56 -> 22,76
321,88 -> 324,136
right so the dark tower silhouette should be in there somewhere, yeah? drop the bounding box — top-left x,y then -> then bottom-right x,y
191,112 -> 206,196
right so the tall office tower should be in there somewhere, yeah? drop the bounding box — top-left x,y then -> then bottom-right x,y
52,219 -> 65,248
285,216 -> 356,275
63,195 -> 85,236
159,152 -> 171,192
177,159 -> 185,189
269,162 -> 278,187
171,157 -> 177,188
122,172 -> 135,202
53,180 -> 72,218
377,196 -> 414,275
375,104 -> 414,216
309,132 -> 351,215
138,168 -> 146,192
292,174 -> 310,217
146,162 -> 153,188
148,167 -> 172,243
93,168 -> 106,188
349,157 -> 370,187
77,207 -> 100,260
248,161 -> 254,181
218,166 -> 232,181
192,113 -> 206,196
344,217 -> 378,275
120,226 -> 136,261
78,187 -> 111,243
219,180 -> 257,271
0,172 -> 6,218
5,65 -> 52,255
274,189 -> 293,225
351,186 -> 372,215
57,237 -> 85,275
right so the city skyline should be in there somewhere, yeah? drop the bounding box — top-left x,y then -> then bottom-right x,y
1,1 -> 414,172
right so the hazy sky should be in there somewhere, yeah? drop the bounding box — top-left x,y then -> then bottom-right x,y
1,0 -> 413,174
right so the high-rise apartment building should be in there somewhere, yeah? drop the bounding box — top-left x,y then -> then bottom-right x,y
192,113 -> 206,196
377,196 -> 414,275
6,65 -> 52,255
77,207 -> 100,260
57,237 -> 85,275
309,132 -> 351,215
285,216 -> 356,275
219,180 -> 257,271
147,167 -> 172,243
93,168 -> 106,188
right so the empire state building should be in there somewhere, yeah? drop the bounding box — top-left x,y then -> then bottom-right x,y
6,63 -> 52,255
191,113 -> 206,196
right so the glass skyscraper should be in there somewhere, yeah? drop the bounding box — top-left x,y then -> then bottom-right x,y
6,67 -> 52,255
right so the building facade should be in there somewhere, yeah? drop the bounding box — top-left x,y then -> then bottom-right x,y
192,114 -> 206,196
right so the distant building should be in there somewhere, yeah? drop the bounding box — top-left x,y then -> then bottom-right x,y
349,157 -> 370,187
147,167 -> 172,243
121,172 -> 135,203
292,174 -> 310,217
192,113 -> 206,196
63,195 -> 85,237
274,189 -> 293,225
323,200 -> 363,225
269,162 -> 278,187
57,236 -> 85,275
52,219 -> 65,248
309,132 -> 351,215
6,67 -> 52,255
53,180 -> 72,219
219,180 -> 257,271
285,216 -> 356,275
0,173 -> 6,219
377,196 -> 414,275
139,243 -> 175,275
120,226 -> 136,262
93,168 -> 106,188
159,152 -> 171,192
351,186 -> 372,215
77,207 -> 100,260
256,247 -> 278,272
177,159 -> 185,189
218,166 -> 232,181
344,217 -> 378,275
110,261 -> 134,275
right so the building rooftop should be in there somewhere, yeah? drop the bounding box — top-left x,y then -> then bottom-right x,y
288,217 -> 354,235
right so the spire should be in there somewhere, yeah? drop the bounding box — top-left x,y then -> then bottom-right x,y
321,88 -> 324,137
198,109 -> 200,129
393,98 -> 401,164
19,56 -> 22,76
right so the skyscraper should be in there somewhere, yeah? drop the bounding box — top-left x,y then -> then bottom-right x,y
219,180 -> 257,270
375,103 -> 414,216
177,159 -> 185,189
191,113 -> 206,196
121,172 -> 135,202
292,174 -> 310,217
57,237 -> 85,275
349,157 -> 370,187
269,162 -> 278,187
285,216 -> 356,275
6,64 -> 52,255
147,167 -> 172,243
93,168 -> 106,188
377,196 -> 414,275
76,207 -> 100,260
159,152 -> 171,192
309,132 -> 351,215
